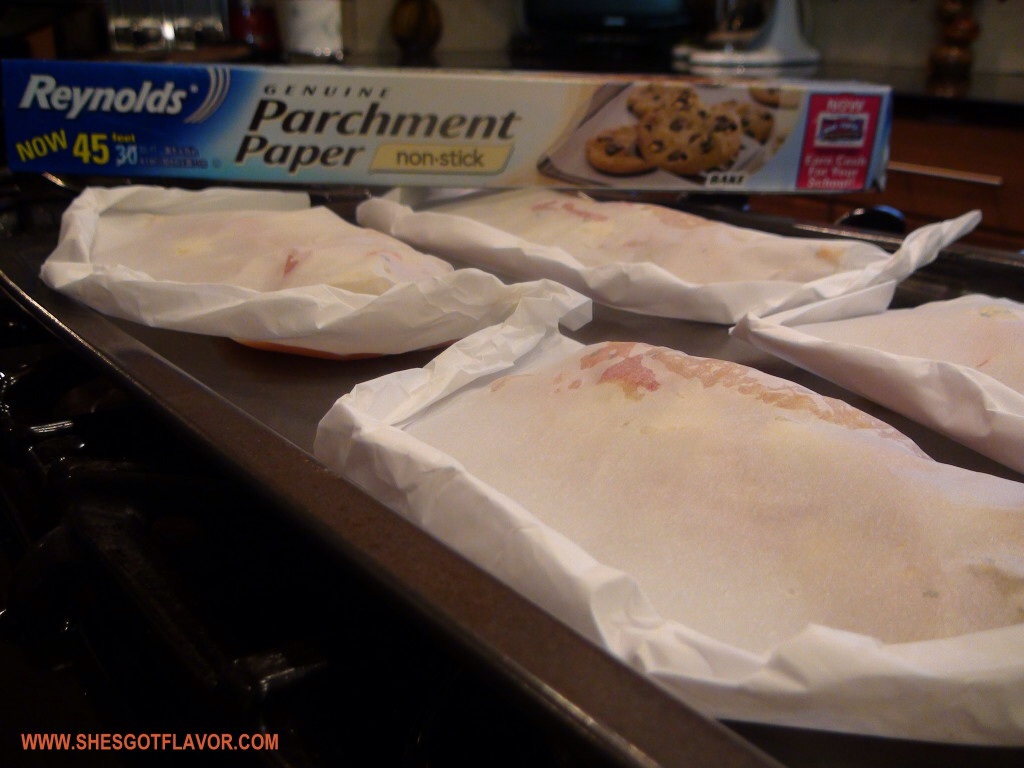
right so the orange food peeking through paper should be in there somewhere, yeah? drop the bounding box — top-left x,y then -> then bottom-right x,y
530,198 -> 610,223
567,342 -> 924,451
596,352 -> 660,400
402,338 -> 1024,654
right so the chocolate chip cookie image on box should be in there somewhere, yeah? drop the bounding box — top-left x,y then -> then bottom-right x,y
552,81 -> 780,185
584,125 -> 656,176
636,103 -> 743,177
749,84 -> 802,110
626,83 -> 698,118
731,100 -> 775,144
748,86 -> 782,108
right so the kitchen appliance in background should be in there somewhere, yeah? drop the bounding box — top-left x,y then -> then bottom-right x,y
510,0 -> 696,72
277,0 -> 345,63
105,0 -> 227,53
685,0 -> 820,73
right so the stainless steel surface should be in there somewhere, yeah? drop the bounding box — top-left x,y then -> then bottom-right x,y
2,187 -> 1022,766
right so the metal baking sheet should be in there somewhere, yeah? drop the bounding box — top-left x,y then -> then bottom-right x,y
2,182 -> 1022,767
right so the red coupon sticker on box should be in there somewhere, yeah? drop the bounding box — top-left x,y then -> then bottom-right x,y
797,93 -> 883,191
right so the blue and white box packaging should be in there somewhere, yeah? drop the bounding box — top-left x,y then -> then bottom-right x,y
2,59 -> 891,193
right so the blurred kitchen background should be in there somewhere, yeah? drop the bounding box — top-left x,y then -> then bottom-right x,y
1,1 -> 1020,75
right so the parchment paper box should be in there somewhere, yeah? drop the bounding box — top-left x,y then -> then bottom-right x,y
2,59 -> 891,193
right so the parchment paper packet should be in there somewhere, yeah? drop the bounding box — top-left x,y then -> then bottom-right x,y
40,185 -> 592,358
732,293 -> 1024,475
356,187 -> 980,324
315,317 -> 1024,746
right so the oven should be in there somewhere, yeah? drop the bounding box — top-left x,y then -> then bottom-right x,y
1,170 -> 1023,768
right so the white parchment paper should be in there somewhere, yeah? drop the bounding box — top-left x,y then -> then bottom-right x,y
732,293 -> 1024,474
356,188 -> 980,324
314,317 -> 1024,746
40,186 -> 591,357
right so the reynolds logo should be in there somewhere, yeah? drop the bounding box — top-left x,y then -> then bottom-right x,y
16,67 -> 230,123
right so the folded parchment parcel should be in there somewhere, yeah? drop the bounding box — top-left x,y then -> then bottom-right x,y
797,296 -> 1024,393
430,188 -> 886,284
406,341 -> 1024,654
93,206 -> 453,295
